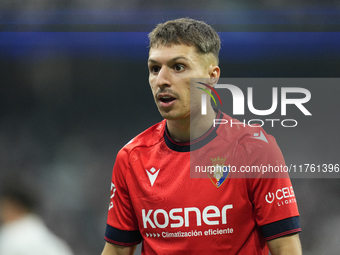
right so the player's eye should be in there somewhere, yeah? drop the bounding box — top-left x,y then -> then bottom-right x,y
174,64 -> 185,72
151,66 -> 161,73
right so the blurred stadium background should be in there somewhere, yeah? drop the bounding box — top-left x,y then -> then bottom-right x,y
1,1 -> 340,254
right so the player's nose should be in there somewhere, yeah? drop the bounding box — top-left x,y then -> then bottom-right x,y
156,66 -> 171,88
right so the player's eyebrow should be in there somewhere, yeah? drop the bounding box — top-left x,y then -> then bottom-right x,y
148,56 -> 189,64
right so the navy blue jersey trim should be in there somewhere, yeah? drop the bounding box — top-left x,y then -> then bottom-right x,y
261,216 -> 301,241
164,109 -> 222,152
105,224 -> 142,246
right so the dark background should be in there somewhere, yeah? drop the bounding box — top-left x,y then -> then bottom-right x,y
0,1 -> 340,254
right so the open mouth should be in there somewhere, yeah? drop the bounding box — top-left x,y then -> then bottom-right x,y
158,94 -> 177,108
159,96 -> 176,103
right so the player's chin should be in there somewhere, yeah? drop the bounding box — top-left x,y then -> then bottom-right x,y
158,109 -> 182,120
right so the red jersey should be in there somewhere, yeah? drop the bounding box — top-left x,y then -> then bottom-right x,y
105,110 -> 300,255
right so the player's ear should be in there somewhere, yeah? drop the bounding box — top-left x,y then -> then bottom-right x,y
209,65 -> 220,87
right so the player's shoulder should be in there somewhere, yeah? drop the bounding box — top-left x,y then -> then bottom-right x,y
218,112 -> 277,148
218,112 -> 286,177
119,119 -> 166,154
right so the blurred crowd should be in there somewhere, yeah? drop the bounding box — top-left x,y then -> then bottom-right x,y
0,2 -> 340,254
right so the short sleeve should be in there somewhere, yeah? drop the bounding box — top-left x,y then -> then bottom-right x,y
241,128 -> 301,240
249,176 -> 301,240
104,148 -> 142,246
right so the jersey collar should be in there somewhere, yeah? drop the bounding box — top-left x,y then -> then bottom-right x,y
164,109 -> 222,152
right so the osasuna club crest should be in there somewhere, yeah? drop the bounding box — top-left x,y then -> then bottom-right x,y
207,156 -> 229,188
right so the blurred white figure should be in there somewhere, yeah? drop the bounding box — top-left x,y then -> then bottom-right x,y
0,187 -> 74,255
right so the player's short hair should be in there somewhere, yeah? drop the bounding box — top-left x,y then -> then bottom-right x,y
148,18 -> 221,64
0,186 -> 37,212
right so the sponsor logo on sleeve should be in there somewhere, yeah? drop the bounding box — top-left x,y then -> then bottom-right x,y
265,192 -> 275,203
265,186 -> 297,207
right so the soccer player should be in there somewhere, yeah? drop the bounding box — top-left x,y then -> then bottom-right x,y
0,185 -> 74,255
101,18 -> 302,255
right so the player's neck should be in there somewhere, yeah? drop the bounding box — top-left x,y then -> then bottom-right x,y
166,107 -> 217,143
